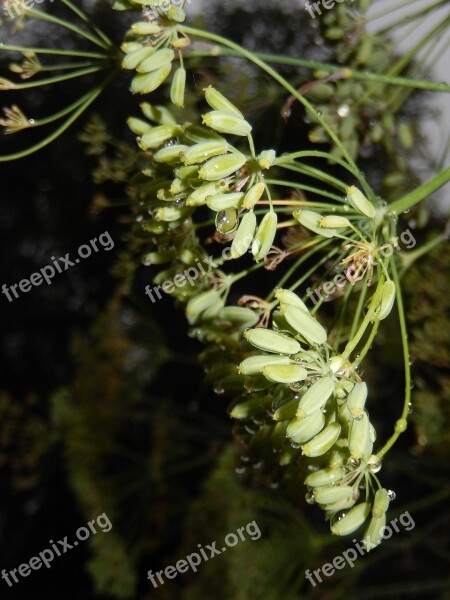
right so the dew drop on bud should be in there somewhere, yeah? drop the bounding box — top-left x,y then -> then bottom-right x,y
387,489 -> 396,501
337,104 -> 350,118
305,491 -> 316,505
330,510 -> 347,528
215,208 -> 238,235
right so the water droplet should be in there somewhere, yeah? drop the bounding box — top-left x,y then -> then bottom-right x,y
347,457 -> 361,468
387,489 -> 396,501
245,424 -> 256,434
368,456 -> 382,473
136,215 -> 143,222
213,381 -> 225,395
330,510 -> 347,527
337,104 -> 350,118
215,208 -> 238,235
252,461 -> 263,470
142,256 -> 152,266
28,118 -> 35,125
316,110 -> 323,117
290,442 -> 301,449
305,491 -> 316,505
235,466 -> 246,475
408,402 -> 413,414
269,481 -> 280,489
240,455 -> 250,463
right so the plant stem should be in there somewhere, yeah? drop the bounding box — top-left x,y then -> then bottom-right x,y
0,44 -> 110,60
1,65 -> 108,90
387,166 -> 450,215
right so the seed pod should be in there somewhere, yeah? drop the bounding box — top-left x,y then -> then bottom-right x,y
362,513 -> 386,551
238,355 -> 291,376
305,83 -> 334,101
331,502 -> 371,536
275,288 -> 309,313
199,152 -> 246,181
398,123 -> 414,150
202,110 -> 252,136
375,280 -> 396,321
347,382 -> 368,419
219,307 -> 259,328
140,124 -> 178,149
252,210 -> 278,261
328,446 -> 347,469
140,102 -> 177,125
244,328 -> 301,355
296,376 -> 334,419
122,46 -> 155,70
131,22 -> 161,35
287,410 -> 325,444
273,397 -> 300,422
186,290 -> 223,325
293,209 -> 338,238
155,206 -> 190,222
372,488 -> 390,518
319,216 -> 351,228
216,208 -> 238,235
207,192 -> 244,211
121,42 -> 143,54
203,86 -> 244,118
166,6 -> 186,22
170,66 -> 186,108
231,211 -> 257,258
349,411 -> 371,460
127,117 -> 152,136
262,364 -> 307,384
131,64 -> 172,94
302,422 -> 341,457
153,144 -> 188,163
183,124 -> 225,143
257,149 -> 276,169
283,305 -> 327,346
242,182 -> 265,210
304,466 -> 346,488
186,180 -> 225,206
175,165 -> 199,181
182,140 -> 230,165
137,48 -> 175,73
230,397 -> 266,420
314,484 -> 354,505
203,296 -> 226,321
346,186 -> 376,219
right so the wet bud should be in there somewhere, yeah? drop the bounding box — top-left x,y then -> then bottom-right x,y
131,22 -> 161,35
346,186 -> 376,219
374,280 -> 396,321
287,410 -> 325,444
170,66 -> 186,108
262,364 -> 307,384
140,124 -> 179,149
203,86 -> 244,118
202,111 -> 252,136
362,513 -> 386,551
293,209 -> 338,238
319,216 -> 351,228
347,382 -> 368,419
257,149 -> 276,169
127,117 -> 152,136
304,466 -> 346,488
186,290 -> 223,325
273,398 -> 300,422
244,328 -> 301,355
296,376 -> 334,419
331,502 -> 371,536
283,304 -> 328,346
252,211 -> 278,261
242,182 -> 265,210
238,355 -> 291,376
301,422 -> 341,457
122,46 -> 155,70
186,180 -> 225,206
372,488 -> 390,518
207,192 -> 244,211
349,411 -> 371,460
131,64 -> 172,94
314,484 -> 353,505
153,144 -> 188,163
183,140 -> 230,165
231,211 -> 257,258
199,152 -> 247,181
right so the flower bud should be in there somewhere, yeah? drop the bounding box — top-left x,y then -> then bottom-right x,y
331,502 -> 371,536
184,124 -> 225,143
153,144 -> 188,163
372,488 -> 390,518
231,211 -> 257,258
140,102 -> 177,125
304,466 -> 346,487
283,304 -> 328,346
257,149 -> 276,169
207,192 -> 244,211
314,484 -> 353,505
137,48 -> 175,73
186,290 -> 223,325
244,328 -> 301,355
183,140 -> 230,165
170,66 -> 186,108
186,180 -> 225,206
262,364 -> 307,384
301,422 -> 341,457
140,124 -> 179,149
202,110 -> 252,136
374,280 -> 396,321
347,382 -> 368,419
296,376 -> 334,419
199,152 -> 246,181
319,216 -> 351,228
362,513 -> 386,551
131,22 -> 161,35
252,210 -> 277,261
242,182 -> 265,210
230,397 -> 266,420
275,288 -> 309,313
220,307 -> 259,328
287,410 -> 325,444
349,411 -> 371,460
122,46 -> 155,70
346,186 -> 376,218
131,64 -> 172,94
203,86 -> 244,118
273,398 -> 300,422
293,209 -> 338,238
127,117 -> 152,136
155,206 -> 190,222
238,355 -> 291,376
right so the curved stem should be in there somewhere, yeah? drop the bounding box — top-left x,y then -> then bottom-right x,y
59,0 -> 115,50
2,65 -> 109,90
280,162 -> 348,193
0,44 -> 110,60
387,166 -> 450,215
266,178 -> 343,203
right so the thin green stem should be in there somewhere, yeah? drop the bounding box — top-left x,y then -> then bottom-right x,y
28,88 -> 100,127
2,65 -> 108,89
266,178 -> 343,203
387,166 -> 450,215
280,163 -> 348,193
59,0 -> 115,49
349,274 -> 369,341
0,44 -> 110,60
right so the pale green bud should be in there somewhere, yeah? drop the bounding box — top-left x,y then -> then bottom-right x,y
346,186 -> 376,219
199,152 -> 247,181
131,22 -> 161,35
174,165 -> 199,181
202,111 -> 252,137
349,411 -> 371,460
137,48 -> 175,73
374,280 -> 396,321
154,206 -> 190,222
219,307 -> 259,329
301,422 -> 341,457
170,66 -> 186,108
203,86 -> 244,118
186,290 -> 223,325
186,180 -> 226,206
121,42 -> 143,54
273,398 -> 300,422
140,124 -> 179,149
238,355 -> 291,376
244,328 -> 301,355
131,64 -> 172,94
262,364 -> 307,384
287,410 -> 325,444
184,124 -> 225,143
293,209 -> 338,238
231,211 -> 257,258
183,140 -> 230,165
206,192 -> 244,211
282,304 -> 327,346
230,397 -> 266,420
127,117 -> 151,136
242,182 -> 265,210
372,488 -> 390,518
314,483 -> 353,505
122,46 -> 155,70
140,102 -> 177,125
319,215 -> 352,228
347,382 -> 368,419
257,149 -> 276,169
331,502 -> 371,536
275,288 -> 309,313
304,466 -> 346,488
153,144 -> 188,163
362,513 -> 386,551
252,210 -> 277,261
296,376 -> 334,419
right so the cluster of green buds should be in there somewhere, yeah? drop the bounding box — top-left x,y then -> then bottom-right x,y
226,287 -> 395,545
119,0 -> 189,103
